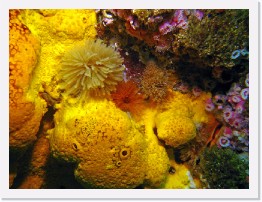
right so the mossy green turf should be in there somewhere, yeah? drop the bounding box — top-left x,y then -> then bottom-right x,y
174,10 -> 249,69
200,147 -> 248,189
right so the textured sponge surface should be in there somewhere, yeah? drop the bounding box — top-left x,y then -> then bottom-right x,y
156,111 -> 196,148
49,100 -> 147,188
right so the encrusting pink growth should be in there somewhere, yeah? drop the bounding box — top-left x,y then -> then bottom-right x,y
223,127 -> 233,138
101,9 -> 204,53
158,20 -> 175,35
193,9 -> 204,20
159,10 -> 188,35
158,9 -> 203,35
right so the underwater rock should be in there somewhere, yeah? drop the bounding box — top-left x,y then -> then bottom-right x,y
16,110 -> 54,189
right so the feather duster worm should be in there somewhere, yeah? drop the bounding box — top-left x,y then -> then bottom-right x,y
59,39 -> 124,99
111,80 -> 145,118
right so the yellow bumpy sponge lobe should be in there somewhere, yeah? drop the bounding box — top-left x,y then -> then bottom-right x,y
139,109 -> 170,188
155,111 -> 196,148
48,100 -> 147,188
155,91 -> 210,148
18,9 -> 97,103
9,10 -> 47,152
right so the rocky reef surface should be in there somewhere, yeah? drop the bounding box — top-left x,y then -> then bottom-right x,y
9,9 -> 249,189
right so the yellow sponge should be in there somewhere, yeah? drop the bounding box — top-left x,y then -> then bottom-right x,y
9,10 -> 47,152
162,159 -> 196,189
48,99 -> 147,188
155,111 -> 196,148
139,109 -> 170,188
154,91 -> 211,148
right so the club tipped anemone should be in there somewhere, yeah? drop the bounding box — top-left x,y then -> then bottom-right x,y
213,94 -> 227,106
232,117 -> 244,129
240,88 -> 249,100
231,95 -> 242,103
235,101 -> 245,114
223,107 -> 234,121
58,39 -> 124,99
192,86 -> 202,97
218,136 -> 230,148
205,98 -> 215,112
245,74 -> 249,87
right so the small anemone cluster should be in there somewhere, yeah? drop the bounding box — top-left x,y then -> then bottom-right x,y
173,81 -> 203,97
205,73 -> 249,152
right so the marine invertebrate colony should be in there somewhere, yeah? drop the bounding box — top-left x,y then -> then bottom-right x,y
59,39 -> 124,99
205,73 -> 249,152
140,61 -> 170,103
